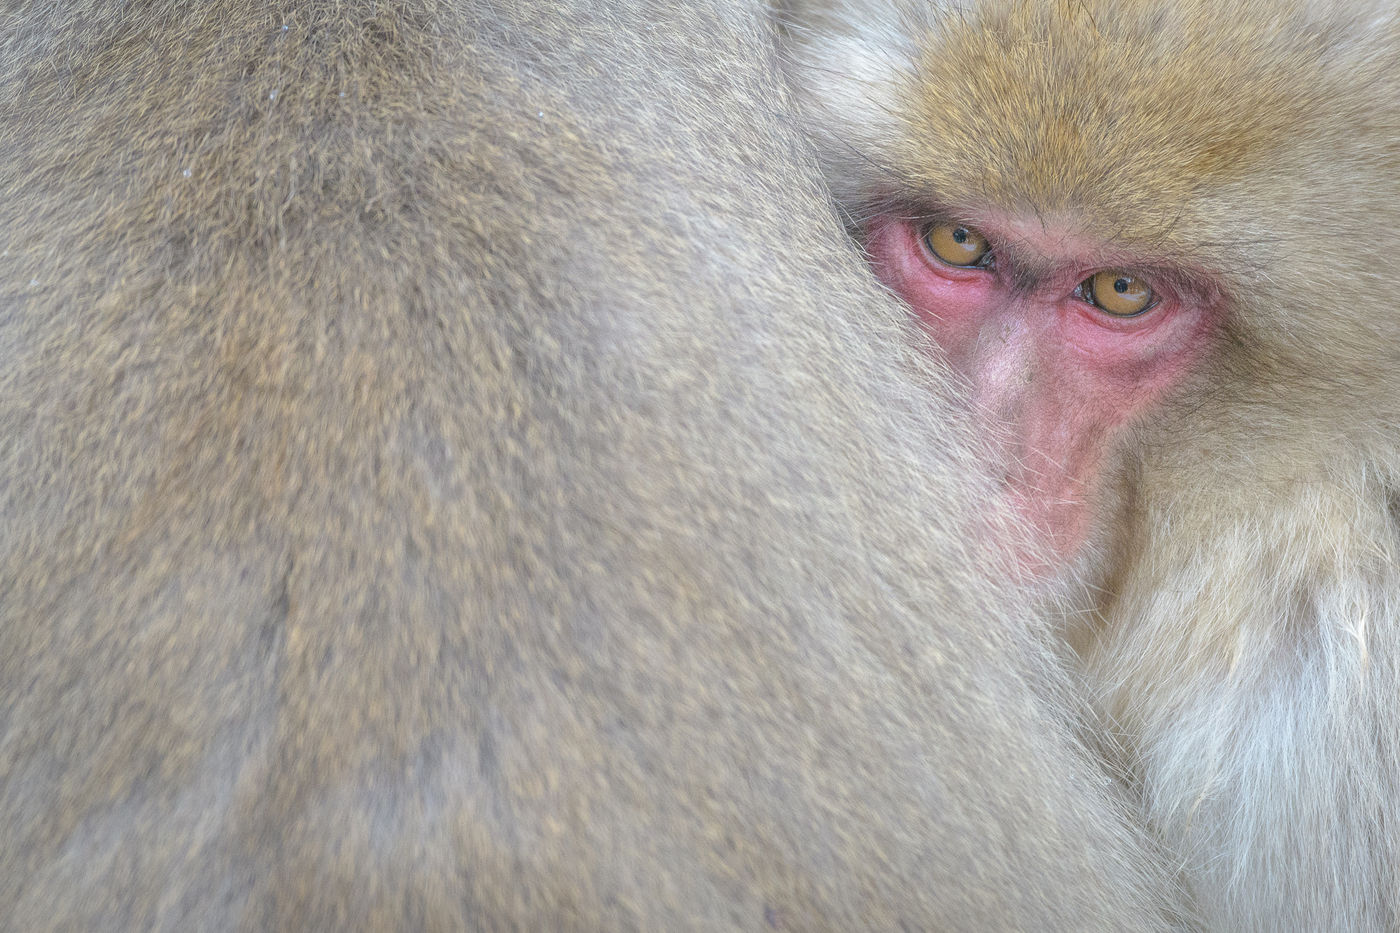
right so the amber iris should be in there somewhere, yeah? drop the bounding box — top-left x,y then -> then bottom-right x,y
1084,270 -> 1154,316
923,222 -> 991,267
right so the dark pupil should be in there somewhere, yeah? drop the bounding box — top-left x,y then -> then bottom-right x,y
1113,277 -> 1130,293
952,227 -> 968,244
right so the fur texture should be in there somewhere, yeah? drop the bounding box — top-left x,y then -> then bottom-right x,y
0,0 -> 1174,929
782,1 -> 1400,928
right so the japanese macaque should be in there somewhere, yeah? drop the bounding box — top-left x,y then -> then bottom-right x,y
781,0 -> 1400,928
0,0 -> 1177,929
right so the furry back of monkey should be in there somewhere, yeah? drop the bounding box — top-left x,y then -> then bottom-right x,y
0,0 -> 1173,929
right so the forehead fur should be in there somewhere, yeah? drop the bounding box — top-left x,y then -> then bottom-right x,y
795,0 -> 1398,254
921,3 -> 1360,234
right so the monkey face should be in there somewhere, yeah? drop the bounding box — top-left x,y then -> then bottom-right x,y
865,212 -> 1223,567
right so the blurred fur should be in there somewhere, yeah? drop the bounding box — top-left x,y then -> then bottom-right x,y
782,0 -> 1400,928
0,0 -> 1175,929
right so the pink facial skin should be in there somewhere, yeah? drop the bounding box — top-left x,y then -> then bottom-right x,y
866,215 -> 1219,571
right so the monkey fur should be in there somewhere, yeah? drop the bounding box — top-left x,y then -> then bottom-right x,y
782,1 -> 1400,928
0,0 -> 1176,929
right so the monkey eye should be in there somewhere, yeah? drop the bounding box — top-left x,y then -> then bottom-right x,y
1078,270 -> 1155,317
922,222 -> 991,268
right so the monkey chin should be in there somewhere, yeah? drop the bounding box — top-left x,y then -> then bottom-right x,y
1000,465 -> 1098,579
990,459 -> 1125,608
